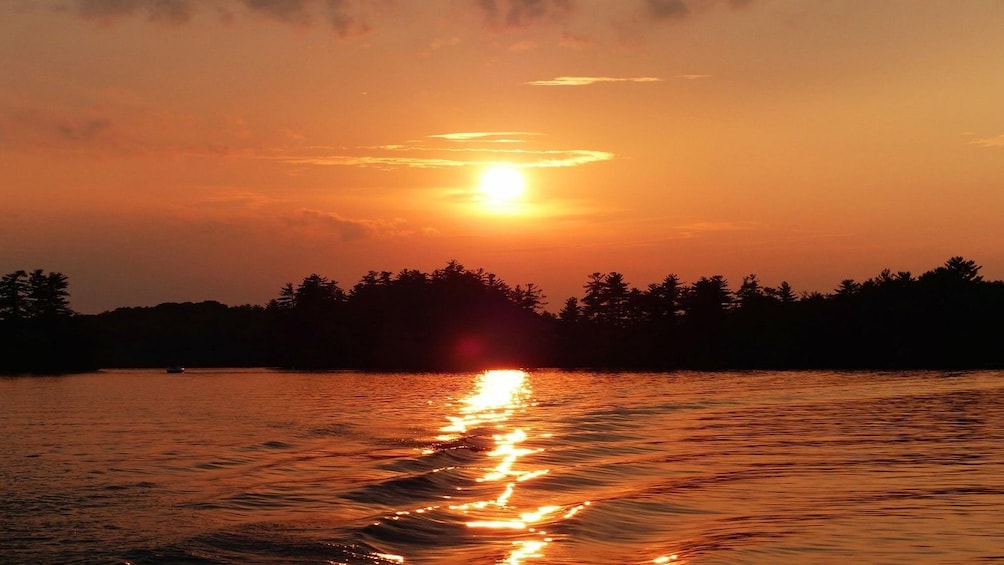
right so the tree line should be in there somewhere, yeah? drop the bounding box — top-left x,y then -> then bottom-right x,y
3,256 -> 1003,374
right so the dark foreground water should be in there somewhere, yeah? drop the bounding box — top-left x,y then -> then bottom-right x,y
3,369 -> 1004,564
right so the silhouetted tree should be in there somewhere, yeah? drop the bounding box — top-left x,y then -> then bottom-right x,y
0,270 -> 29,321
646,274 -> 682,321
558,297 -> 580,322
26,269 -> 71,318
682,275 -> 732,318
266,274 -> 348,369
834,279 -> 861,297
765,280 -> 797,303
932,256 -> 983,283
736,274 -> 769,307
1,269 -> 95,374
678,275 -> 732,368
508,283 -> 547,312
581,272 -> 632,326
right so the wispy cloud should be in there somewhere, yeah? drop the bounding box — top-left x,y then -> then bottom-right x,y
2,107 -> 115,148
282,155 -> 468,169
428,131 -> 539,142
282,149 -> 613,169
677,74 -> 711,80
280,132 -> 613,169
970,134 -> 1004,148
287,209 -> 436,240
527,76 -> 663,86
674,221 -> 758,238
287,209 -> 415,240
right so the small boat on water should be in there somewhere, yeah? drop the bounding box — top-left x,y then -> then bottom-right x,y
166,366 -> 185,374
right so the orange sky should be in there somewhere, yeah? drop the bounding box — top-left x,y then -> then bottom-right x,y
2,0 -> 1003,313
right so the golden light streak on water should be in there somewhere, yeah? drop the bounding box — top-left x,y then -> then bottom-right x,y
519,506 -> 561,524
496,482 -> 515,507
437,370 -> 574,564
439,370 -> 529,437
507,540 -> 547,564
466,520 -> 526,530
517,469 -> 548,482
563,500 -> 590,519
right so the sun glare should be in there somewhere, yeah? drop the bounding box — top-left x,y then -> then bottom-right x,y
478,166 -> 526,209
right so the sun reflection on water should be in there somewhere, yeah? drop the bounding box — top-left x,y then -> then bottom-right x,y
439,369 -> 529,436
372,370 -> 590,564
439,369 -> 587,563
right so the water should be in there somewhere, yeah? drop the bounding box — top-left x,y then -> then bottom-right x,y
3,369 -> 1004,564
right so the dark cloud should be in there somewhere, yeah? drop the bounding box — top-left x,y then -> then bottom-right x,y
241,0 -> 311,25
646,0 -> 689,20
67,1 -> 754,33
645,0 -> 756,21
322,0 -> 371,37
57,118 -> 113,141
230,0 -> 372,35
70,0 -> 372,35
476,0 -> 574,29
0,108 -> 115,151
78,0 -> 196,24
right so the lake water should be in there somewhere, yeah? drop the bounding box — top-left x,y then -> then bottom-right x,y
2,369 -> 1004,564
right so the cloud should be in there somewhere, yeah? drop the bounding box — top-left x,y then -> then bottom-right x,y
526,76 -> 663,86
673,221 -> 758,239
245,0 -> 376,36
241,0 -> 312,24
529,149 -> 615,167
77,0 -> 197,24
476,0 -> 574,29
279,133 -> 613,169
1,108 -> 115,148
428,131 -> 539,142
970,134 -> 1004,148
282,149 -> 612,169
282,155 -> 468,169
57,118 -> 113,140
288,209 -> 434,240
646,0 -> 689,20
645,0 -> 754,21
61,1 -> 758,37
677,74 -> 711,80
71,0 -> 373,35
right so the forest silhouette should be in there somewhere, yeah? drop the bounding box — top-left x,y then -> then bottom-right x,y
3,257 -> 1003,374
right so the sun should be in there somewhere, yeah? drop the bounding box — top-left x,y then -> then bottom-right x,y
478,166 -> 526,208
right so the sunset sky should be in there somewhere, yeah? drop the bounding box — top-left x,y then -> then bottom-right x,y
3,0 -> 1003,313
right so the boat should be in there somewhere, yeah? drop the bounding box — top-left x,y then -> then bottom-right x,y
166,366 -> 185,373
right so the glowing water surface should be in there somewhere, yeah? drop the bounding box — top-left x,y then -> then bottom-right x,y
3,369 -> 1004,564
